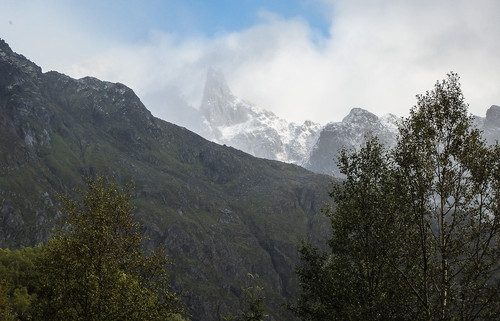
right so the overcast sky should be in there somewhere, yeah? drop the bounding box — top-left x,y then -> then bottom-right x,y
2,0 -> 499,124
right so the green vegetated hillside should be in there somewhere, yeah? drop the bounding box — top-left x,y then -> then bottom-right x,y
0,39 -> 333,320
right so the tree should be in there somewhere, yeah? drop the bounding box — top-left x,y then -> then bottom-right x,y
0,279 -> 14,321
393,72 -> 500,320
35,176 -> 185,321
292,138 -> 415,320
292,73 -> 500,320
223,274 -> 269,321
0,247 -> 40,321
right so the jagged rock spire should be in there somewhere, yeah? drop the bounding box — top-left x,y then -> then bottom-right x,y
485,105 -> 500,128
200,67 -> 248,127
201,67 -> 233,105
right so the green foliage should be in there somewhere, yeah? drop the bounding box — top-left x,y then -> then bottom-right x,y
223,274 -> 269,321
292,138 -> 415,320
292,73 -> 500,320
290,243 -> 342,320
0,247 -> 40,320
0,279 -> 14,321
35,176 -> 185,321
393,72 -> 500,320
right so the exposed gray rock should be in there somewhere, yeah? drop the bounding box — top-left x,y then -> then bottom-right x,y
480,105 -> 500,144
304,108 -> 399,176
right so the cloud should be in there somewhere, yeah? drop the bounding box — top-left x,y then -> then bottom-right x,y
310,0 -> 500,121
0,1 -> 111,70
2,0 -> 500,124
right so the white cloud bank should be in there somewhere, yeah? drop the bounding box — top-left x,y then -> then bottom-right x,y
2,0 -> 499,124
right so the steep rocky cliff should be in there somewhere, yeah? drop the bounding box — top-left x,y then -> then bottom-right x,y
0,39 -> 333,320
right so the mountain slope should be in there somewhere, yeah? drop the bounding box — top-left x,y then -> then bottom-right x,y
0,39 -> 332,320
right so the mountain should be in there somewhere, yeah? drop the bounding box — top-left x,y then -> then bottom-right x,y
195,69 -> 398,175
0,39 -> 333,320
192,71 -> 499,177
476,105 -> 500,144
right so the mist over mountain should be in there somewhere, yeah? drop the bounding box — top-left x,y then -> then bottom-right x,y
176,69 -> 398,175
198,68 -> 322,165
177,69 -> 499,177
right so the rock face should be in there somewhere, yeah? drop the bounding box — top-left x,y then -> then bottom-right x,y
477,105 -> 500,144
0,39 -> 333,320
305,109 -> 399,176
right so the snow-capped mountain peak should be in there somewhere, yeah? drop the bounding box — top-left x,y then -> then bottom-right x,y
342,107 -> 379,125
200,68 -> 250,127
199,69 -> 321,164
197,69 -> 402,175
170,69 -> 498,177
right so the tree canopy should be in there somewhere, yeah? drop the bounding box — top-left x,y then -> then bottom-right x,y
292,73 -> 500,320
223,274 -> 269,321
35,176 -> 185,321
0,245 -> 41,320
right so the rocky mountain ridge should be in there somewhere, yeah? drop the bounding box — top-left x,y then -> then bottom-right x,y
305,108 -> 399,176
187,69 -> 499,176
191,69 -> 398,175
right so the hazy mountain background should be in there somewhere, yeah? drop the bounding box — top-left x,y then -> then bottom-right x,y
168,68 -> 500,177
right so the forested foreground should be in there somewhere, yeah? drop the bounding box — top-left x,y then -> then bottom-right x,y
0,177 -> 267,321
0,177 -> 186,321
2,73 -> 500,320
